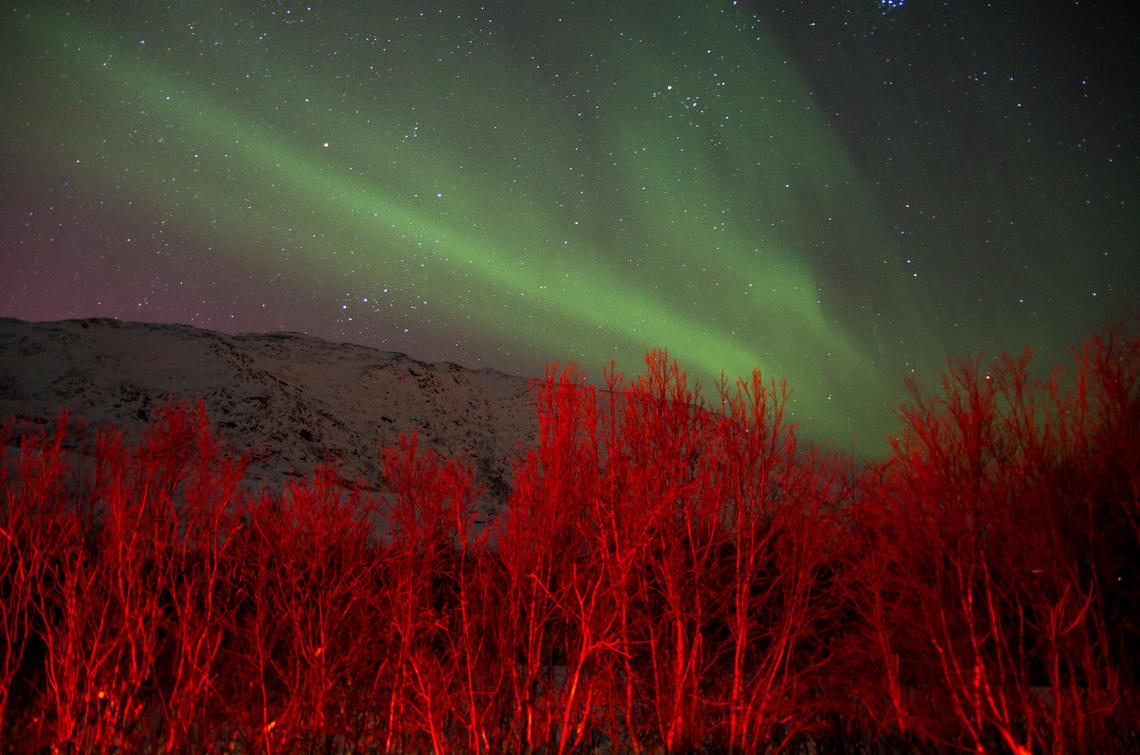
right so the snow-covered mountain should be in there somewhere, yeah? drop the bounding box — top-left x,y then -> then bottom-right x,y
0,317 -> 537,510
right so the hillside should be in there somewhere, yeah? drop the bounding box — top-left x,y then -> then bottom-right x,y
0,317 -> 537,511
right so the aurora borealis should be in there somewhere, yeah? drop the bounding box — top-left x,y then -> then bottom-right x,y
2,1 -> 1136,456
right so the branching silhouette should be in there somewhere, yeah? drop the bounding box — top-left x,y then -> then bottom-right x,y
0,317 -> 1136,753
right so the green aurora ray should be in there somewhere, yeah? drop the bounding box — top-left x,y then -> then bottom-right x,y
5,3 -> 1028,455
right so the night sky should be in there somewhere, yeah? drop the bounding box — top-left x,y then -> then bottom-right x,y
3,1 -> 1137,456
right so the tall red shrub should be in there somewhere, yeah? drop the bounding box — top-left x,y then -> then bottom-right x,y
0,402 -> 255,752
708,369 -> 848,752
373,432 -> 481,752
492,363 -> 605,753
501,352 -> 850,753
849,317 -> 1140,752
1,412 -> 80,751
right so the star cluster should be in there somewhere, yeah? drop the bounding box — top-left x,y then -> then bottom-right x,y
2,1 -> 1136,456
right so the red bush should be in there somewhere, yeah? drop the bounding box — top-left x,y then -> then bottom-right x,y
493,352 -> 850,753
845,316 -> 1139,753
0,317 -> 1136,753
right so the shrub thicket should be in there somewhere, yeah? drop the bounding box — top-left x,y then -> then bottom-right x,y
0,318 -> 1136,753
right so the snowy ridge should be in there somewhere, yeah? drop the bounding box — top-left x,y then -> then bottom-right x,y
0,317 -> 537,510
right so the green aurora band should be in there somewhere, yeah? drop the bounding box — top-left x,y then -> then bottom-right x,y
6,4 -> 962,454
